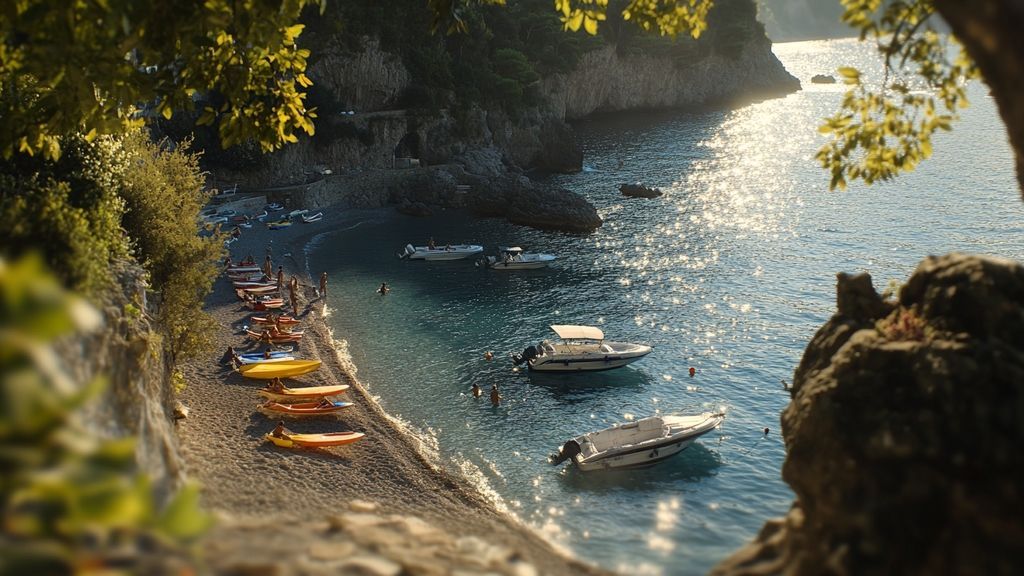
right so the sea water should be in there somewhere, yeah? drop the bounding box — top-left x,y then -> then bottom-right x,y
306,39 -> 1024,575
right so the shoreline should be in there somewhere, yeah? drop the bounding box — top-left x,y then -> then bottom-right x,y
177,206 -> 604,574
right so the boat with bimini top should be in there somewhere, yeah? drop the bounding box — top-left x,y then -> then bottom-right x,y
512,325 -> 652,372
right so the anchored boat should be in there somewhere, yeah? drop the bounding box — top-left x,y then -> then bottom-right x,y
550,412 -> 724,471
512,325 -> 652,372
399,243 -> 483,261
478,247 -> 556,270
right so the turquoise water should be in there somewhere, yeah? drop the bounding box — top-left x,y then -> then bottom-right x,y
306,39 -> 1024,575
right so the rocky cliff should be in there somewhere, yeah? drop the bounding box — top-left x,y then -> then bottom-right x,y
57,260 -> 184,503
201,2 -> 797,233
544,36 -> 798,119
713,253 -> 1024,576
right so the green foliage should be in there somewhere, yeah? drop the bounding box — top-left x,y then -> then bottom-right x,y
0,0 -> 325,160
817,0 -> 979,189
0,137 -> 130,294
0,254 -> 211,574
554,0 -> 714,38
117,132 -> 223,362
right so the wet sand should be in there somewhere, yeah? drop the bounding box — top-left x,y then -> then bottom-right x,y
177,208 -> 603,574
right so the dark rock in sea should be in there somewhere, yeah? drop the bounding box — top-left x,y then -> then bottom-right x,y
810,74 -> 837,84
713,253 -> 1024,576
467,175 -> 601,233
619,183 -> 663,198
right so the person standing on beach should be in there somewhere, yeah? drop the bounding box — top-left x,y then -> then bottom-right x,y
289,282 -> 299,315
490,384 -> 502,407
319,272 -> 328,298
263,255 -> 273,279
276,266 -> 285,292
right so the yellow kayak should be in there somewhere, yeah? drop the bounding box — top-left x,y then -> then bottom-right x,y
238,359 -> 322,379
264,431 -> 365,448
258,384 -> 350,403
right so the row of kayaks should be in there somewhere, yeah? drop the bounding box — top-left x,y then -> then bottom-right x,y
222,261 -> 365,450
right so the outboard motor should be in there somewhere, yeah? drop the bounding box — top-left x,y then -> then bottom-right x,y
549,440 -> 582,465
511,345 -> 539,366
397,244 -> 415,259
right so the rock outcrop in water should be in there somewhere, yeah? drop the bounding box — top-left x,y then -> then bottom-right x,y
713,253 -> 1024,576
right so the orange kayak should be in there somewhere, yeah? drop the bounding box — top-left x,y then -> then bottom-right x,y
259,400 -> 353,415
245,329 -> 303,343
251,315 -> 301,327
248,298 -> 284,310
265,431 -> 365,448
258,384 -> 350,403
238,359 -> 321,379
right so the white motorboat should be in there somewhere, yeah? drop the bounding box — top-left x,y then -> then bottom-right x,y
511,325 -> 652,372
550,412 -> 725,471
399,243 -> 483,261
477,247 -> 556,270
302,211 -> 323,223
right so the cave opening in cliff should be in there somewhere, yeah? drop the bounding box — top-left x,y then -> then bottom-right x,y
394,132 -> 421,162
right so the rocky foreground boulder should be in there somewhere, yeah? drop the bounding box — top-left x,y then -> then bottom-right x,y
713,253 -> 1024,576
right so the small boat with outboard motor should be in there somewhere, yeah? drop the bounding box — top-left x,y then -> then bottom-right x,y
477,247 -> 556,270
550,412 -> 725,471
512,325 -> 652,372
399,243 -> 483,261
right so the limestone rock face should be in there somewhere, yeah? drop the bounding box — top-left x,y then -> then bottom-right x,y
714,254 -> 1024,576
542,38 -> 799,120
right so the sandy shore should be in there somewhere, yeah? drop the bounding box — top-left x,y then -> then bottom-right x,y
177,207 -> 603,574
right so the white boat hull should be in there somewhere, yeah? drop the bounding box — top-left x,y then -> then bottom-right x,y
553,412 -> 724,472
481,253 -> 556,270
528,352 -> 649,372
574,438 -> 697,471
402,244 -> 483,261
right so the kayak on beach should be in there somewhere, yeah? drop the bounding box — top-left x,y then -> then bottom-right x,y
244,329 -> 303,343
250,315 -> 301,327
264,431 -> 365,448
259,400 -> 353,416
238,359 -> 321,379
258,383 -> 350,403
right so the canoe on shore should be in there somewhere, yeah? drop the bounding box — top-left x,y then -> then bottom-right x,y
244,329 -> 303,343
250,315 -> 301,327
259,400 -> 353,416
246,298 -> 284,310
265,431 -> 365,448
238,359 -> 321,379
258,384 -> 350,403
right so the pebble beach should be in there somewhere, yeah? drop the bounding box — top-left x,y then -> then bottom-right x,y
176,210 -> 603,575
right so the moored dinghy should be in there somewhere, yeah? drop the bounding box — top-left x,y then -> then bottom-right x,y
551,412 -> 725,471
399,243 -> 484,261
302,211 -> 323,223
478,246 -> 556,270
